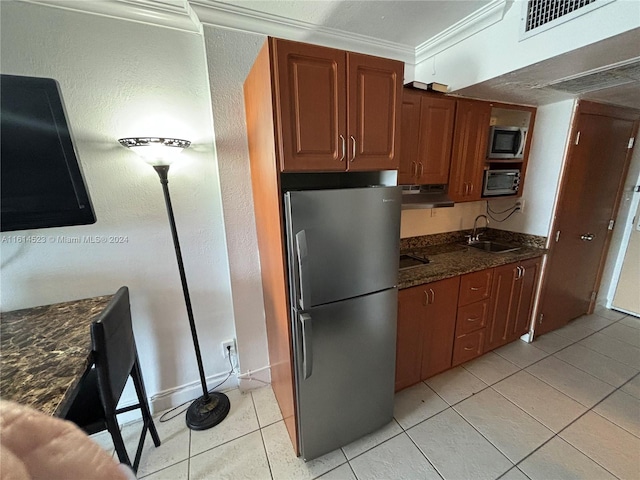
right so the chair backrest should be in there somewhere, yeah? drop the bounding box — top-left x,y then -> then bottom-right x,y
91,286 -> 137,413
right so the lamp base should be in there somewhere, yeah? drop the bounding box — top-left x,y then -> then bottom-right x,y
185,393 -> 230,431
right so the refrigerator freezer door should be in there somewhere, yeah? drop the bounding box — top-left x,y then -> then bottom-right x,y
294,288 -> 397,460
285,186 -> 401,309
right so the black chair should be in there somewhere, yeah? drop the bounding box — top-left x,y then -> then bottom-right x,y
65,286 -> 160,473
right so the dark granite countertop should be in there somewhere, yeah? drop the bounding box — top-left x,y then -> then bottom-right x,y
0,295 -> 113,416
399,229 -> 547,290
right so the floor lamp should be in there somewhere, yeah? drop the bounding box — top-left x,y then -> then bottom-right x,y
118,137 -> 230,430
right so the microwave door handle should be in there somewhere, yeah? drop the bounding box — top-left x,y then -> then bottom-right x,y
517,129 -> 527,157
295,230 -> 311,310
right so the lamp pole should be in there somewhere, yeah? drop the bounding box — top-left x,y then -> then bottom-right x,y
119,138 -> 230,431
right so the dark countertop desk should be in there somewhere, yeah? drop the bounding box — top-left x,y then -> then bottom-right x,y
0,294 -> 113,416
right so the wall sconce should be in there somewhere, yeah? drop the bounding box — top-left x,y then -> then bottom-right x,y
118,137 -> 230,431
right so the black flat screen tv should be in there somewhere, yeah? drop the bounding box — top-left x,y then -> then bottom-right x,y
1,74 -> 96,232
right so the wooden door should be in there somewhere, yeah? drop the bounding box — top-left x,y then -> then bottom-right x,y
416,95 -> 456,184
347,53 -> 403,171
397,89 -> 421,184
449,99 -> 491,202
510,257 -> 541,341
395,287 -> 425,391
485,263 -> 517,352
273,39 -> 346,172
421,276 -> 460,379
537,102 -> 639,335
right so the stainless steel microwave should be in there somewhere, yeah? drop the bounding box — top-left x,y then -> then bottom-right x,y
483,169 -> 520,197
487,126 -> 527,159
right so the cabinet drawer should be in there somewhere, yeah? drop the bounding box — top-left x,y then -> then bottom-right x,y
456,299 -> 489,336
452,330 -> 485,366
459,269 -> 493,306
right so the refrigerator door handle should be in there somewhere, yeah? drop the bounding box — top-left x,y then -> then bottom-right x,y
295,230 -> 311,310
300,313 -> 313,379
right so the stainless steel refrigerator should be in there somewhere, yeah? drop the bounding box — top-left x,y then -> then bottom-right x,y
284,186 -> 402,461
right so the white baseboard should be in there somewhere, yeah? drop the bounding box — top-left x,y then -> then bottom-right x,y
148,371 -> 239,415
238,365 -> 271,391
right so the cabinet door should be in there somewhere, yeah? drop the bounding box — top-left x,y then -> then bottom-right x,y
485,262 -> 518,352
509,257 -> 541,341
421,276 -> 460,379
273,39 -> 347,172
449,99 -> 491,202
347,53 -> 403,171
397,89 -> 421,185
395,287 -> 425,391
485,259 -> 542,352
416,95 -> 456,184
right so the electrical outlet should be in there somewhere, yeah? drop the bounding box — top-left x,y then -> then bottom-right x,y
516,200 -> 525,213
222,339 -> 236,358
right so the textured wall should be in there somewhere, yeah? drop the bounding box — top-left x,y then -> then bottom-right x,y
0,2 -> 236,404
203,27 -> 270,383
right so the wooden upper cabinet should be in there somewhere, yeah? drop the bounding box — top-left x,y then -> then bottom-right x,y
273,40 -> 346,172
271,38 -> 403,172
416,95 -> 456,184
348,53 -> 403,171
398,89 -> 455,185
449,99 -> 491,202
397,90 -> 421,184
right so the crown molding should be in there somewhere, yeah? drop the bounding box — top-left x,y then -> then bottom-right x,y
415,0 -> 509,65
19,0 -> 509,68
189,0 -> 415,64
21,0 -> 202,34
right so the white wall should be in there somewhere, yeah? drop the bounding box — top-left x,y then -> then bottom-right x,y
415,0 -> 640,90
401,202 -> 486,238
0,2 -> 236,409
202,26 -> 271,387
484,100 -> 576,237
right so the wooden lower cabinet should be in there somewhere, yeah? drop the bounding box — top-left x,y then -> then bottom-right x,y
452,330 -> 485,366
396,256 -> 543,390
484,258 -> 541,352
451,270 -> 493,366
395,276 -> 460,391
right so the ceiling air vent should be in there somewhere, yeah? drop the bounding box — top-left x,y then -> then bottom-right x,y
520,0 -> 614,39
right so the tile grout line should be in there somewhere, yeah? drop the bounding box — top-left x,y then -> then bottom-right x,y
402,428 -> 447,480
251,391 -> 275,480
510,333 -> 636,480
589,372 -> 640,440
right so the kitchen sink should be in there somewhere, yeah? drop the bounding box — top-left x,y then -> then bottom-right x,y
464,241 -> 521,253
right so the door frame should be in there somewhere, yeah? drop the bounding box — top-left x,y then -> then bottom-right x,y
606,167 -> 640,314
533,100 -> 640,337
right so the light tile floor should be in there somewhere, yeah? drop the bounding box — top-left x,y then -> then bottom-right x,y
92,308 -> 640,479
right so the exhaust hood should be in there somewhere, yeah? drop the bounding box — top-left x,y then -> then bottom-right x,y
401,185 -> 454,209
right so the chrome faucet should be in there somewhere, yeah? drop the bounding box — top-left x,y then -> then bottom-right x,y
470,215 -> 489,243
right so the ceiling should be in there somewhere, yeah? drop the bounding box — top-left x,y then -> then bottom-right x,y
221,0 -> 490,47
214,0 -> 639,110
